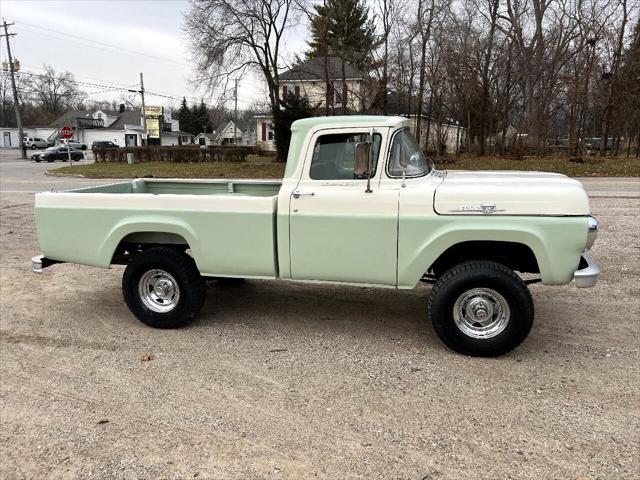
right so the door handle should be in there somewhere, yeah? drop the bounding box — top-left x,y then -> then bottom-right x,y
292,190 -> 315,199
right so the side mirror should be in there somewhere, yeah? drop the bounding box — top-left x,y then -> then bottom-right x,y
354,142 -> 371,177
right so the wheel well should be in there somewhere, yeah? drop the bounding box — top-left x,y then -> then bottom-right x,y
111,232 -> 190,265
429,241 -> 539,276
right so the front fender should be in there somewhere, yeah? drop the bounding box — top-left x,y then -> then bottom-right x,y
397,216 -> 588,288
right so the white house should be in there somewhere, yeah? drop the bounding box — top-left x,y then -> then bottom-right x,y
255,114 -> 276,152
280,56 -> 367,112
255,56 -> 368,152
44,107 -> 191,148
1,126 -> 57,149
194,120 -> 247,146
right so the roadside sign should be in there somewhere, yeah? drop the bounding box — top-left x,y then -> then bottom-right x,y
61,125 -> 73,139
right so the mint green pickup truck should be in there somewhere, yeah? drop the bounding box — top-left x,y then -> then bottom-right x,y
33,116 -> 599,356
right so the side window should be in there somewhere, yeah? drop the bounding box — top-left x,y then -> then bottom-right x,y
387,128 -> 432,177
309,132 -> 381,180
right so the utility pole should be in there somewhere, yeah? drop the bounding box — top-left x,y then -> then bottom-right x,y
1,21 -> 25,159
140,72 -> 147,146
233,78 -> 238,145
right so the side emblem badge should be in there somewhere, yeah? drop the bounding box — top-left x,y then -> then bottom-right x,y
449,203 -> 505,214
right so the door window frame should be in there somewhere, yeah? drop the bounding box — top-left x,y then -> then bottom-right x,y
385,127 -> 433,180
301,128 -> 386,183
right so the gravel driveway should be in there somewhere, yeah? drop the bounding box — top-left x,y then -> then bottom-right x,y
0,192 -> 638,479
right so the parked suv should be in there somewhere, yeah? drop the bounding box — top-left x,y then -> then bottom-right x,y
58,139 -> 87,150
23,137 -> 50,149
91,141 -> 119,149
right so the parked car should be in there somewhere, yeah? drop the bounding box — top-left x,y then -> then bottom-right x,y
31,116 -> 599,357
23,137 -> 50,149
58,138 -> 87,150
31,146 -> 84,162
91,141 -> 119,149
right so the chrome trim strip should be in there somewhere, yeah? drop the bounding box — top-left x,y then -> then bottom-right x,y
574,253 -> 599,288
586,215 -> 599,250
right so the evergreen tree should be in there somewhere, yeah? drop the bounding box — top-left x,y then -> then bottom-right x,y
307,0 -> 378,72
273,95 -> 314,161
196,101 -> 212,133
177,97 -> 194,134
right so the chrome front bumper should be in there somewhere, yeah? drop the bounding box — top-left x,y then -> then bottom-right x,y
574,253 -> 599,288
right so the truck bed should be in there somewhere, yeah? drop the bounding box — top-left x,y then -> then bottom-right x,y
35,179 -> 282,278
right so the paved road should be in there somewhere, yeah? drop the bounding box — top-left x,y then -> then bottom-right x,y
1,148 -> 639,196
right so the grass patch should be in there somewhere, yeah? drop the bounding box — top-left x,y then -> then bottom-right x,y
434,155 -> 640,177
50,160 -> 285,179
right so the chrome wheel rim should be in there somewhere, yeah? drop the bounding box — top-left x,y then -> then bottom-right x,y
138,269 -> 180,313
453,288 -> 510,339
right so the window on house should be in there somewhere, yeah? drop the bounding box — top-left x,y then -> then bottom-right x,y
333,82 -> 344,105
309,132 -> 382,180
268,124 -> 274,141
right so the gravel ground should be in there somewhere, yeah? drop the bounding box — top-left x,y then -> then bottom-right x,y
0,192 -> 638,480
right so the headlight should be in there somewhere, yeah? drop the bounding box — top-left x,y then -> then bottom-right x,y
586,215 -> 598,250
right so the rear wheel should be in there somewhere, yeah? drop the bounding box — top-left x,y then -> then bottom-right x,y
31,144 -> 37,150
428,260 -> 534,357
122,247 -> 206,329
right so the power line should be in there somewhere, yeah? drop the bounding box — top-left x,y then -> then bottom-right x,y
2,69 -> 200,104
19,63 -> 140,90
17,22 -> 189,69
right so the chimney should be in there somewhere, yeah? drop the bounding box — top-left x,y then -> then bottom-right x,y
119,103 -> 125,113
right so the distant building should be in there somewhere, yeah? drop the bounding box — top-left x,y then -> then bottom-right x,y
42,106 -> 191,148
280,56 -> 367,112
255,114 -> 276,152
194,120 -> 255,147
256,56 -> 367,152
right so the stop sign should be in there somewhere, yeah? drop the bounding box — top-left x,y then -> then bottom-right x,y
61,125 -> 73,139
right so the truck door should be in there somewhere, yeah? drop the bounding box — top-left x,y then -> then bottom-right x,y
288,128 -> 399,286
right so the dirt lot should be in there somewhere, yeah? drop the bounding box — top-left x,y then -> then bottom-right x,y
0,192 -> 638,480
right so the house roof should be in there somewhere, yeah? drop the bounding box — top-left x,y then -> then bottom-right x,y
280,56 -> 365,82
49,109 -> 142,130
195,133 -> 217,140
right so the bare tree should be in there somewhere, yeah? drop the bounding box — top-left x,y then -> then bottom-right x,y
376,0 -> 398,115
25,65 -> 85,123
184,0 -> 301,116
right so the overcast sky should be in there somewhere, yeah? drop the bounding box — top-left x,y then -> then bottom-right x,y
0,0 -> 309,110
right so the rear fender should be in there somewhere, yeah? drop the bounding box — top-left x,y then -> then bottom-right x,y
101,216 -> 200,269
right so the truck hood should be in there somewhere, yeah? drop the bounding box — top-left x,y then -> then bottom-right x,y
434,170 -> 590,216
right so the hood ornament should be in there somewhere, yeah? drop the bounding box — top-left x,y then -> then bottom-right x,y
449,203 -> 505,214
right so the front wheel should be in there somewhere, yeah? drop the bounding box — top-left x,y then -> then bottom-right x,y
122,247 -> 206,329
428,260 -> 534,357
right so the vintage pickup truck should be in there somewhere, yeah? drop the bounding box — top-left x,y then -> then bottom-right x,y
33,116 -> 599,356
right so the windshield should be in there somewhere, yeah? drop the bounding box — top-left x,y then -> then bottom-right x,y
387,128 -> 433,177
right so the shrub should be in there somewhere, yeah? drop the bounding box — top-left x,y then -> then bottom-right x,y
93,145 -> 253,163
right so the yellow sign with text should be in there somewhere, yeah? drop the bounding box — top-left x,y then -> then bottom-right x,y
144,106 -> 163,118
146,118 -> 160,138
